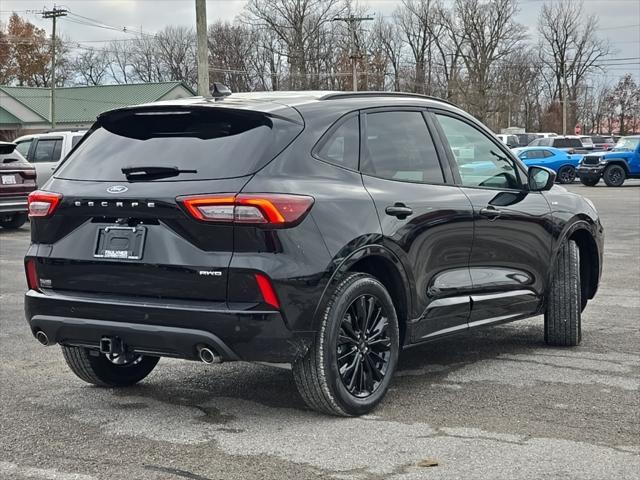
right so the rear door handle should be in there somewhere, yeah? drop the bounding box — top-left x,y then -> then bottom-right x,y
479,206 -> 501,220
385,203 -> 413,219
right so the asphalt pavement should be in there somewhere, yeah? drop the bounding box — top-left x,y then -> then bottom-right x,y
1,181 -> 638,480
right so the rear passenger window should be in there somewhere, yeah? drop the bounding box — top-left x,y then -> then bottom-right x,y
33,139 -> 62,162
315,115 -> 359,170
362,111 -> 443,184
71,135 -> 83,148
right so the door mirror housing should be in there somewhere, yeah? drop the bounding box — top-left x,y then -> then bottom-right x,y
528,166 -> 556,191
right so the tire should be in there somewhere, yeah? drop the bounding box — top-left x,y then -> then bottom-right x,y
544,240 -> 581,346
293,273 -> 400,416
603,164 -> 625,187
0,213 -> 27,229
557,166 -> 576,184
61,346 -> 159,387
579,176 -> 599,187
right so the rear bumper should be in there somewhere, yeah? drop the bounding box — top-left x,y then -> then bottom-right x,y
25,289 -> 314,363
0,196 -> 28,214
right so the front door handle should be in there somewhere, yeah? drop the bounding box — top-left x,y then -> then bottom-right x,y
479,206 -> 501,220
385,203 -> 413,220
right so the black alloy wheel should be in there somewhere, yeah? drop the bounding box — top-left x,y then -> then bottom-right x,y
557,166 -> 576,184
337,294 -> 391,398
603,164 -> 625,187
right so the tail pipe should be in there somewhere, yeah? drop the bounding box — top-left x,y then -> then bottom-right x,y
197,345 -> 221,364
35,330 -> 51,346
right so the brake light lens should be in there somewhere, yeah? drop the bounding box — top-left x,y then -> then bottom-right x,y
178,193 -> 314,226
28,191 -> 62,218
25,258 -> 39,290
254,273 -> 280,309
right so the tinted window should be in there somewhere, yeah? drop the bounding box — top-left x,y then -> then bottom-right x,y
56,109 -> 303,181
542,150 -> 554,158
15,140 -> 32,157
362,111 -> 443,183
32,139 -> 62,162
520,150 -> 545,159
436,114 -> 522,190
315,115 -> 359,170
553,138 -> 582,148
71,135 -> 84,148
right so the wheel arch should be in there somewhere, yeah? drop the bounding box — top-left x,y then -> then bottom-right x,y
604,159 -> 630,174
314,245 -> 413,346
552,221 -> 601,305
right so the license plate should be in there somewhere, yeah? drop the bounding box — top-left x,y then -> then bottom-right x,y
94,226 -> 146,260
1,174 -> 16,185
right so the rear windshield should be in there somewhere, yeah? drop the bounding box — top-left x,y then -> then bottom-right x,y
553,138 -> 582,148
56,108 -> 303,181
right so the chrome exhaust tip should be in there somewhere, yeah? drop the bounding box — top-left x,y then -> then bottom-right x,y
35,330 -> 50,346
197,345 -> 220,364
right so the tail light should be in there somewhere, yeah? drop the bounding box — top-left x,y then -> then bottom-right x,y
254,273 -> 280,309
178,193 -> 314,226
25,258 -> 39,290
28,191 -> 62,218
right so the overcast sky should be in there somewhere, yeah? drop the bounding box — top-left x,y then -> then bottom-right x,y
1,0 -> 638,83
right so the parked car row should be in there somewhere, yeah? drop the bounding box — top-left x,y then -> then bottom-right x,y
510,136 -> 640,187
496,132 -> 618,151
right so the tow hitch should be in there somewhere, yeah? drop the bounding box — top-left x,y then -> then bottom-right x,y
99,336 -> 124,355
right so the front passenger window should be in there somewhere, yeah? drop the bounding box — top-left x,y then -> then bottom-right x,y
435,114 -> 522,190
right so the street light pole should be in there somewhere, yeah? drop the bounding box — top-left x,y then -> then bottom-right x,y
195,0 -> 210,97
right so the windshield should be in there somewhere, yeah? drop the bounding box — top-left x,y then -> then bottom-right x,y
553,138 -> 582,148
612,137 -> 640,152
56,108 -> 303,182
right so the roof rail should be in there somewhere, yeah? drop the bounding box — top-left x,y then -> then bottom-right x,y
42,128 -> 85,133
320,91 -> 459,107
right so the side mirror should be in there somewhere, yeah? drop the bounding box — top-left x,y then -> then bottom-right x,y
528,166 -> 556,191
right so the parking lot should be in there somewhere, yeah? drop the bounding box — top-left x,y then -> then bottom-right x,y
1,182 -> 638,480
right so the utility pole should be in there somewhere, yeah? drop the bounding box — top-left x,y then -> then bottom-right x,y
562,75 -> 568,136
42,6 -> 67,129
333,15 -> 374,92
195,0 -> 210,97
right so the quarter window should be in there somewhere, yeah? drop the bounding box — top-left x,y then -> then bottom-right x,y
362,111 -> 444,184
315,115 -> 359,170
15,140 -> 32,158
436,114 -> 522,190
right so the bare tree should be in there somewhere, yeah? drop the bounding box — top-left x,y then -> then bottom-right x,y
155,26 -> 197,87
107,40 -> 133,84
73,47 -> 110,85
538,0 -> 610,128
446,0 -> 526,123
372,17 -> 403,91
245,0 -> 344,89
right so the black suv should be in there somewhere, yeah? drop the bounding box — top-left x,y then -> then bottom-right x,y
24,92 -> 604,416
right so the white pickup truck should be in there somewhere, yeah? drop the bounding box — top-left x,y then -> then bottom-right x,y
13,130 -> 87,187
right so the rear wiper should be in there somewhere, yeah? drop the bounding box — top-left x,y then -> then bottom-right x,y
121,165 -> 197,180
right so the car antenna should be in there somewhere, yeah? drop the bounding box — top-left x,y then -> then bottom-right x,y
210,82 -> 232,101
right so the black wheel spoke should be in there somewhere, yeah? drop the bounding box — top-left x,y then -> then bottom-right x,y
336,293 -> 392,398
364,353 -> 383,381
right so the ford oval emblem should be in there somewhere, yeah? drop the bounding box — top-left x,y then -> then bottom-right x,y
106,185 -> 128,194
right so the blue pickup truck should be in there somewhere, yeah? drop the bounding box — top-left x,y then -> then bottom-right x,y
576,136 -> 640,186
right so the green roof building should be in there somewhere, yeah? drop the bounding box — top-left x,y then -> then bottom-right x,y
0,82 -> 195,140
